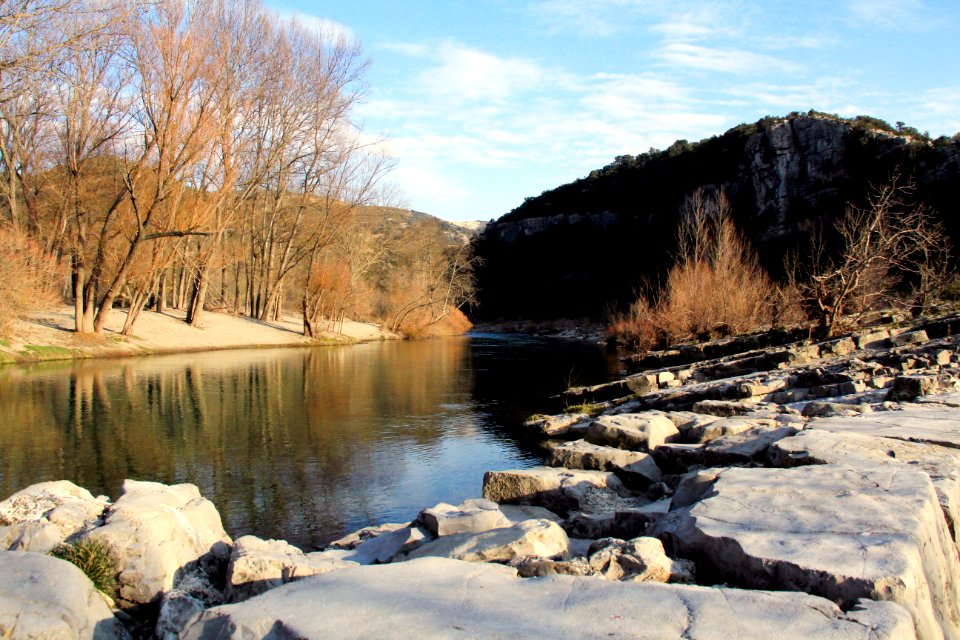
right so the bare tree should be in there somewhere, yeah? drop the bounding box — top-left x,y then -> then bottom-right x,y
799,174 -> 951,336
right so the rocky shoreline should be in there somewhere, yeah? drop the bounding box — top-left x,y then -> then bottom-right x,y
4,316 -> 960,638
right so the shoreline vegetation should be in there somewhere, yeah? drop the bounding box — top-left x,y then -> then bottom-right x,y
0,306 -> 400,366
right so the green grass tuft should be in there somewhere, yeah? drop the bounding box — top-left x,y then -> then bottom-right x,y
564,402 -> 607,417
52,539 -> 119,596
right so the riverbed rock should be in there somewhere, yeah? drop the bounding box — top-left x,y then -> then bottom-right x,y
85,480 -> 232,606
155,590 -> 204,640
483,467 -> 632,517
888,374 -> 941,401
654,424 -> 800,472
324,522 -> 408,550
0,481 -> 109,551
179,556 -> 915,639
498,504 -> 563,525
769,428 -> 960,543
585,413 -> 679,451
345,525 -> 433,564
405,519 -> 569,564
417,499 -> 511,537
522,412 -> 590,436
587,536 -> 694,584
651,464 -> 960,640
0,550 -> 130,639
225,535 -> 358,603
811,408 -> 960,449
547,439 -> 661,488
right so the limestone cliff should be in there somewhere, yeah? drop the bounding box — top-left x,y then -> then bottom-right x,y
472,113 -> 960,320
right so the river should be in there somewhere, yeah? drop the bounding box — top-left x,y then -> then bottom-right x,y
0,334 -> 619,549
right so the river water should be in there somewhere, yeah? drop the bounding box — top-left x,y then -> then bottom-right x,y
0,334 -> 618,549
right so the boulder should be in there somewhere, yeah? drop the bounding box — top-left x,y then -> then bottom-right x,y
498,504 -> 562,525
225,535 -> 358,603
85,480 -> 231,606
522,412 -> 590,437
691,399 -> 756,417
890,330 -> 930,348
587,536 -> 694,583
654,425 -> 800,471
514,557 -> 592,577
888,374 -> 941,401
0,550 -> 130,639
179,557 -> 915,640
482,467 -> 631,516
155,590 -> 204,640
651,464 -> 960,640
0,481 -> 108,550
801,401 -> 872,417
585,413 -> 679,451
405,519 -> 569,564
324,522 -> 407,550
417,499 -> 511,537
547,439 -> 661,488
346,525 -> 433,565
684,416 -> 777,444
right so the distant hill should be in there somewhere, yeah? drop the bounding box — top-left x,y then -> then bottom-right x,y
471,112 -> 960,321
370,207 -> 482,244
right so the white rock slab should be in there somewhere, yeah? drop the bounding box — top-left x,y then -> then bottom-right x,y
770,429 -> 960,543
405,519 -> 569,564
226,535 -> 358,603
547,439 -> 662,487
812,409 -> 960,449
179,557 -> 914,639
483,467 -> 631,516
418,499 -> 511,537
0,550 -> 130,639
652,464 -> 960,640
86,480 -> 232,605
586,413 -> 679,451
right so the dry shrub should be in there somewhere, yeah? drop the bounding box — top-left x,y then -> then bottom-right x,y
398,307 -> 472,338
609,189 -> 782,351
0,226 -> 61,336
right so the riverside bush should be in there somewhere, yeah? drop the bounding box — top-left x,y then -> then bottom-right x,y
0,226 -> 61,336
609,190 -> 782,351
52,538 -> 118,596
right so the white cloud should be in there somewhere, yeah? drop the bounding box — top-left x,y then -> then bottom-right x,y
658,43 -> 803,75
416,41 -> 545,103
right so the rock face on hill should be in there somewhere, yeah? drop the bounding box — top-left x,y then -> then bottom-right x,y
472,113 -> 960,319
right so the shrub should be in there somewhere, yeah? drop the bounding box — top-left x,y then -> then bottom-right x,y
0,226 -> 61,336
51,538 -> 118,596
609,189 -> 782,351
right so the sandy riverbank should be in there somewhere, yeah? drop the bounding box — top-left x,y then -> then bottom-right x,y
0,306 -> 398,365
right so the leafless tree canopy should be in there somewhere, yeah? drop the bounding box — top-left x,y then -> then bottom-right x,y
0,0 -> 476,337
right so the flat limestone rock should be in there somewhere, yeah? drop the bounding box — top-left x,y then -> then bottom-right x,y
226,535 -> 358,603
547,439 -> 661,487
179,556 -> 914,640
586,413 -> 679,452
770,429 -> 960,543
652,464 -> 960,640
86,480 -> 232,605
0,550 -> 130,639
812,409 -> 960,449
482,467 -> 631,516
405,519 -> 569,564
345,525 -> 434,564
418,499 -> 511,537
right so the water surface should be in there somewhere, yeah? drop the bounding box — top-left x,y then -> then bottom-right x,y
0,334 -> 617,548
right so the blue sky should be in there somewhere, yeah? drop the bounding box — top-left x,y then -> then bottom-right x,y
264,0 -> 960,222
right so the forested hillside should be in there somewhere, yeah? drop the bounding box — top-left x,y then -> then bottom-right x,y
472,113 -> 960,321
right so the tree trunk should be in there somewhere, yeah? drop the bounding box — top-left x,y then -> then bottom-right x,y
155,271 -> 166,313
186,264 -> 209,326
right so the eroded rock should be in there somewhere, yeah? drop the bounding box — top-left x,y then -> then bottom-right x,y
417,499 -> 511,537
85,480 -> 232,606
586,413 -> 679,451
482,467 -> 631,516
0,481 -> 108,551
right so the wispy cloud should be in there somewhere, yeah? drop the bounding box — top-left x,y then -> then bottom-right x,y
847,0 -> 932,30
416,41 -> 545,103
658,43 -> 803,75
273,10 -> 357,44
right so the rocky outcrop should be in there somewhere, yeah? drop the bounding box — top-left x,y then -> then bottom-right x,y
179,557 -> 914,639
0,551 -> 130,639
86,480 -> 232,606
482,467 -> 632,516
417,499 -> 511,537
